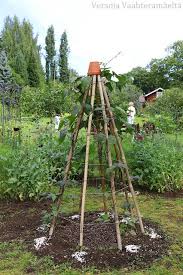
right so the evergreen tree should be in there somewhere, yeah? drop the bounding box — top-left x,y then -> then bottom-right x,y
45,58 -> 50,83
12,46 -> 28,84
0,49 -> 12,84
59,31 -> 69,83
1,16 -> 44,87
27,47 -> 41,87
45,25 -> 56,83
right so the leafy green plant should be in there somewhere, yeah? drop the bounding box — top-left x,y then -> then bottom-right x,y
96,212 -> 110,223
119,215 -> 137,236
145,88 -> 183,133
0,130 -> 71,200
129,135 -> 183,192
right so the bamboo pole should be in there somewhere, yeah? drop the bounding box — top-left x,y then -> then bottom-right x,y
48,87 -> 89,238
102,81 -> 145,234
98,75 -> 122,251
79,75 -> 97,249
96,130 -> 108,213
113,142 -> 133,216
94,94 -> 107,212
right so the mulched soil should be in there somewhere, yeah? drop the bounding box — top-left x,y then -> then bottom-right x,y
0,200 -> 169,270
159,190 -> 183,198
87,178 -> 183,198
137,189 -> 183,198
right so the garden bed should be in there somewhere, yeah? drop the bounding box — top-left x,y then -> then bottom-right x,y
0,200 -> 169,270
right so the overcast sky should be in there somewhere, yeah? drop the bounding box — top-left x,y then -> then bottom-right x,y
0,0 -> 183,75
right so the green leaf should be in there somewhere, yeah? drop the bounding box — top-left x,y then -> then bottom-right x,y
108,135 -> 116,145
95,133 -> 106,143
123,201 -> 131,210
51,205 -> 58,217
58,119 -> 65,130
8,177 -> 17,184
79,120 -> 87,129
59,128 -> 68,143
85,103 -> 92,114
72,105 -> 80,116
115,106 -> 126,115
105,82 -> 113,92
78,145 -> 86,155
50,193 -> 57,202
81,77 -> 91,92
57,180 -> 66,187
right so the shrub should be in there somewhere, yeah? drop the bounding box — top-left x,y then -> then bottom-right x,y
147,114 -> 177,134
0,145 -> 11,183
0,131 -> 70,200
128,135 -> 183,192
21,82 -> 78,117
0,127 -> 89,200
146,87 -> 183,132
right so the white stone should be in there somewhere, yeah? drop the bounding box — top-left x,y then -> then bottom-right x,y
125,245 -> 141,253
120,217 -> 132,224
71,215 -> 80,220
36,224 -> 48,232
34,237 -> 48,250
71,251 -> 88,263
147,227 -> 161,239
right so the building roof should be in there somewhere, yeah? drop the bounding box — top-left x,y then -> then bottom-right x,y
144,87 -> 164,98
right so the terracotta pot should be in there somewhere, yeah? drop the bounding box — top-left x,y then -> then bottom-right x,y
88,61 -> 101,76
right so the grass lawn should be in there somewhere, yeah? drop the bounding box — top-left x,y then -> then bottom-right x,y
0,116 -> 183,274
0,189 -> 182,275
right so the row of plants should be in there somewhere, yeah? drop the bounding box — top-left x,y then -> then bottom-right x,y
1,71 -> 183,200
0,129 -> 69,200
144,87 -> 183,133
126,134 -> 183,193
0,130 -> 183,201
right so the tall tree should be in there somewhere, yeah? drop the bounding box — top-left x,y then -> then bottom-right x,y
165,41 -> 183,86
45,25 -> 56,83
1,16 -> 44,87
0,49 -> 12,84
59,31 -> 69,83
127,67 -> 155,94
147,58 -> 170,89
27,46 -> 41,87
12,45 -> 28,84
128,40 -> 183,92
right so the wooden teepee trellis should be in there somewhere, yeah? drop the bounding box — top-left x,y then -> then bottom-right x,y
48,62 -> 144,251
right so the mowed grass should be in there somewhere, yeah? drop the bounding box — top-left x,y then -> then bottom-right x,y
0,116 -> 183,274
0,189 -> 183,275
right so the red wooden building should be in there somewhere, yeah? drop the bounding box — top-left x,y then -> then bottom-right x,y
144,87 -> 164,102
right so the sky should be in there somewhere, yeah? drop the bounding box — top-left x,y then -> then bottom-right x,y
0,0 -> 183,75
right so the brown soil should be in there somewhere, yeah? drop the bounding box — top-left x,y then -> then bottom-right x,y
0,200 -> 169,270
161,190 -> 183,198
86,178 -> 183,198
138,189 -> 183,199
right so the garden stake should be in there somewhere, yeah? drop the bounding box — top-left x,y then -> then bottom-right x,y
101,80 -> 145,234
49,87 -> 89,238
113,142 -> 133,216
98,75 -> 122,251
79,75 -> 97,248
94,120 -> 108,213
96,137 -> 108,213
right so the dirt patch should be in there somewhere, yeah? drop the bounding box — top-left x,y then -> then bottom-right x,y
77,178 -> 183,198
161,190 -> 183,198
0,201 -> 169,270
135,187 -> 183,199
